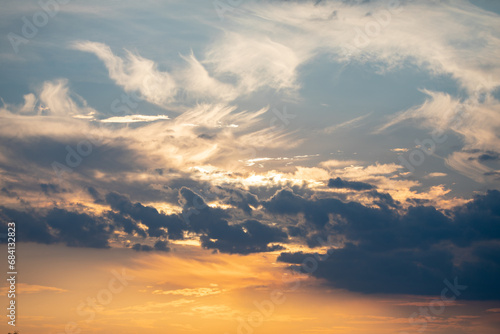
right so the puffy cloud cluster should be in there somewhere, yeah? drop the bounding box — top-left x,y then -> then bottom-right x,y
273,188 -> 500,299
2,174 -> 500,299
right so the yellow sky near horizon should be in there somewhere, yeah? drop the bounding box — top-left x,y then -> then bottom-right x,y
1,243 -> 499,334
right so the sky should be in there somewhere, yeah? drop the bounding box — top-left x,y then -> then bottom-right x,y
1,0 -> 500,333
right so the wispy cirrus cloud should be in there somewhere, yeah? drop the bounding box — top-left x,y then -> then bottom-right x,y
377,89 -> 500,181
71,41 -> 177,107
0,283 -> 67,295
152,287 -> 224,297
100,115 -> 169,123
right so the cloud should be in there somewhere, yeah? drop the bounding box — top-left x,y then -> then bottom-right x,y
319,159 -> 360,168
45,208 -> 113,248
2,184 -> 498,298
390,148 -> 409,153
38,79 -> 97,117
448,243 -> 500,300
0,207 -> 112,248
0,79 -> 296,204
446,151 -> 493,183
377,89 -> 500,182
199,219 -> 287,255
323,113 -> 372,134
132,243 -> 160,252
0,207 -> 55,244
215,0 -> 500,93
177,52 -> 238,101
200,0 -> 500,183
71,40 -> 277,108
100,115 -> 169,123
87,186 -> 104,204
71,41 -> 177,107
108,211 -> 148,238
424,172 -> 447,179
486,308 -> 500,313
280,244 -> 456,295
106,192 -> 186,239
0,283 -> 67,295
153,240 -> 171,252
40,183 -> 63,195
328,177 -> 375,191
212,186 -> 260,215
266,188 -> 500,249
0,134 -> 145,179
179,187 -> 288,254
152,287 -> 223,297
205,32 -> 302,95
273,189 -> 500,299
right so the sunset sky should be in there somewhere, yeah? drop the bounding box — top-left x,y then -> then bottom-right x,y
1,0 -> 500,333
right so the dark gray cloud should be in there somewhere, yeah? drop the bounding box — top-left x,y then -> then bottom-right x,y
46,208 -> 112,248
40,183 -> 64,195
272,189 -> 500,299
328,177 -> 375,191
131,241 -> 170,252
87,186 -> 104,204
0,207 -> 112,248
2,179 -> 499,298
458,243 -> 500,300
200,219 -> 287,255
368,190 -> 399,208
452,190 -> 500,247
179,187 -> 288,254
107,211 -> 147,238
214,186 -> 260,215
106,192 -> 187,239
0,186 -> 290,255
279,244 -> 455,295
0,207 -> 55,244
263,188 -> 500,251
465,149 -> 500,162
153,240 -> 171,252
132,243 -> 154,252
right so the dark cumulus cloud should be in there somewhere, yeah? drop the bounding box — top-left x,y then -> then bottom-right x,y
200,219 -> 287,255
368,190 -> 399,208
278,245 -> 455,296
1,187 -> 290,255
106,192 -> 187,239
328,177 -> 375,191
132,240 -> 170,252
214,186 -> 260,215
262,188 -> 399,240
179,187 -> 288,254
107,211 -> 147,238
0,207 -> 112,248
268,189 -> 500,299
45,209 -> 112,248
0,207 -> 55,244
